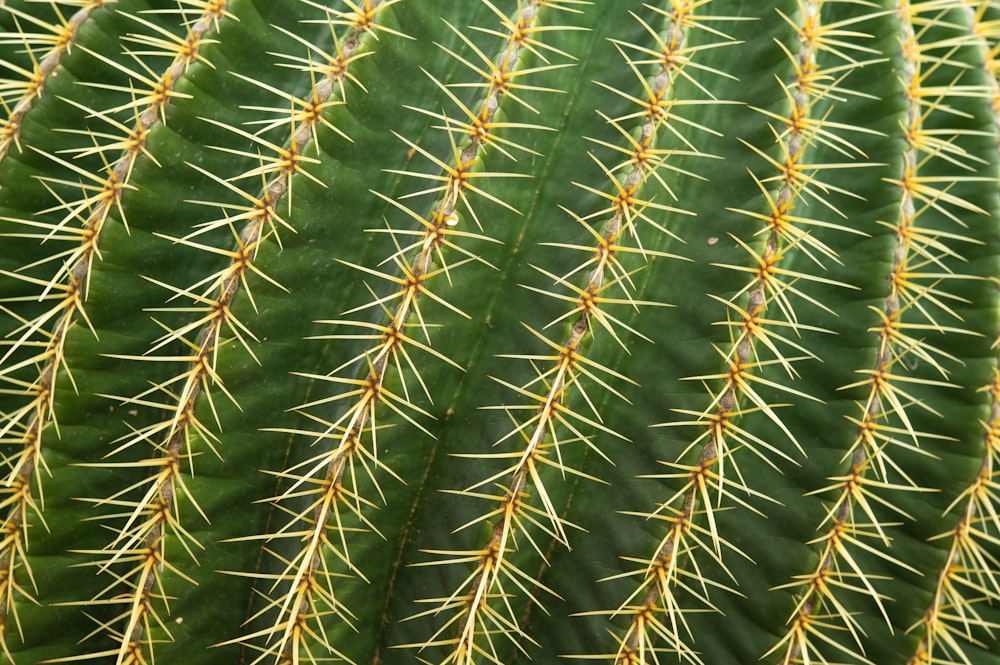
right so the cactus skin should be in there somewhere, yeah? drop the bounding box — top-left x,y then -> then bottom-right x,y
0,0 -> 999,664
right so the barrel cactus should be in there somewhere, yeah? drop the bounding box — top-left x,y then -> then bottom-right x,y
0,0 -> 998,663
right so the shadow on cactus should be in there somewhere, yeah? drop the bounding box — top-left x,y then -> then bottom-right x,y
0,0 -> 998,664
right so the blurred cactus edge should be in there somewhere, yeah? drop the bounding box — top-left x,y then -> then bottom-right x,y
2,1 -> 1000,664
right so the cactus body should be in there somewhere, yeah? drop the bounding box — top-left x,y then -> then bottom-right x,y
0,1 -> 999,664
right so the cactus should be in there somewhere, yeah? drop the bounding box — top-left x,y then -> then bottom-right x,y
0,0 -> 999,663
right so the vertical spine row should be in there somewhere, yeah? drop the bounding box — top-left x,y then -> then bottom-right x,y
0,0 -> 108,162
905,2 -> 1000,663
408,3 -> 734,664
70,3 -> 399,664
767,1 -> 993,662
240,1 -> 579,662
0,2 -> 229,660
604,2 -> 880,663
907,372 -> 1000,665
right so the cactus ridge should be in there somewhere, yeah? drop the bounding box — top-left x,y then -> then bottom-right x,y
897,3 -> 1000,664
223,1 -> 596,663
398,3 -> 749,665
588,2 -> 897,663
0,1 -> 232,661
0,1 -> 106,164
86,3 -> 412,663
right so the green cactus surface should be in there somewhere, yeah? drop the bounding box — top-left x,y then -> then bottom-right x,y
1,0 -> 999,664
